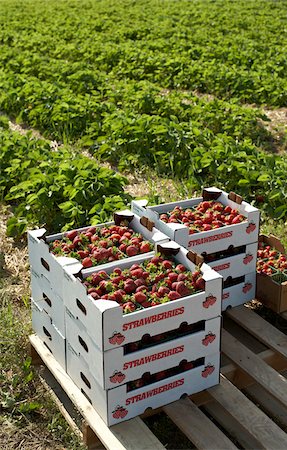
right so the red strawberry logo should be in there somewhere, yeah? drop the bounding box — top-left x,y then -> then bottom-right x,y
246,222 -> 256,234
119,407 -> 128,418
112,405 -> 128,420
109,332 -> 125,345
203,295 -> 217,308
109,370 -> 126,384
243,254 -> 253,265
201,364 -> 215,378
112,406 -> 122,419
242,282 -> 252,294
202,332 -> 216,346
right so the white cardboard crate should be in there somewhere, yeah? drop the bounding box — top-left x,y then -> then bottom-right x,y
66,344 -> 220,426
31,269 -> 65,336
65,310 -> 221,390
63,241 -> 223,352
222,271 -> 256,311
31,298 -> 66,370
131,188 -> 260,254
27,210 -> 169,299
207,242 -> 258,281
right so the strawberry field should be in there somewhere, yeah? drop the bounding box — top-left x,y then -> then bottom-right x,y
1,0 -> 287,236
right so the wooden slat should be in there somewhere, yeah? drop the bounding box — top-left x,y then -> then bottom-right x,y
244,382 -> 287,431
203,401 -> 261,450
227,306 -> 287,359
29,334 -> 165,450
163,398 -> 237,450
39,371 -> 83,441
222,329 -> 287,408
208,375 -> 287,449
82,421 -> 105,450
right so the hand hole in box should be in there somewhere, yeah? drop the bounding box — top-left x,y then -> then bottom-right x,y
41,258 -> 50,271
43,326 -> 52,340
78,335 -> 89,353
43,293 -> 52,307
80,371 -> 91,389
76,298 -> 87,315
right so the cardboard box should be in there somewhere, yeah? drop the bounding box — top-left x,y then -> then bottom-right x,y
31,298 -> 66,370
63,242 -> 223,352
65,310 -> 221,390
256,234 -> 287,313
66,344 -> 220,426
222,271 -> 256,311
27,211 -> 169,298
31,269 -> 65,335
131,188 -> 260,254
207,242 -> 258,280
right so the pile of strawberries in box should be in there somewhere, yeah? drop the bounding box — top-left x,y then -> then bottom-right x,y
28,187 -> 261,425
256,234 -> 287,313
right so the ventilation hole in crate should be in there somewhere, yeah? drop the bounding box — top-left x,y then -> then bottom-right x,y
78,335 -> 89,353
142,372 -> 152,383
81,388 -> 92,404
43,293 -> 52,307
41,258 -> 50,271
80,372 -> 91,389
180,393 -> 188,400
76,298 -> 87,315
43,326 -> 52,340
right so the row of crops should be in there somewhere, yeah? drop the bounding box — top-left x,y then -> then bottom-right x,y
1,0 -> 287,236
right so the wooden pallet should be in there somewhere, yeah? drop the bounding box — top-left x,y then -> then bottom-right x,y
29,305 -> 287,450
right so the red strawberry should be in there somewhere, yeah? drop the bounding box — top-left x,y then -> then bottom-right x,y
90,291 -> 100,300
157,286 -> 170,297
176,281 -> 190,296
66,230 -> 78,240
123,302 -> 136,314
195,277 -> 205,291
168,272 -> 178,282
126,245 -> 139,257
140,242 -> 151,253
162,260 -> 173,270
168,291 -> 181,300
124,280 -> 137,294
176,264 -> 186,273
134,292 -> 147,303
82,257 -> 93,268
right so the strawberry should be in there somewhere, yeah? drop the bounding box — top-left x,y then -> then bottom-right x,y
66,230 -> 78,241
176,281 -> 190,296
82,257 -> 93,268
194,277 -> 205,291
124,280 -> 137,294
168,291 -> 181,300
168,272 -> 178,282
175,264 -> 186,273
126,245 -> 139,257
162,260 -> 173,270
140,242 -> 151,253
157,286 -> 170,297
123,302 -> 135,314
134,292 -> 147,303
